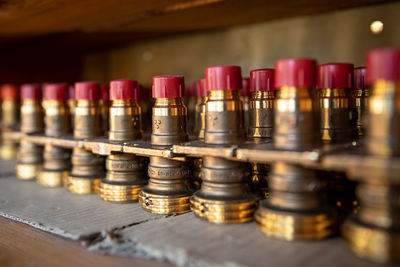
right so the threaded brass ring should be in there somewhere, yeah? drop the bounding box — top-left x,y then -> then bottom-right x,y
15,163 -> 42,180
255,205 -> 336,241
190,195 -> 258,223
37,170 -> 69,187
139,190 -> 191,215
67,176 -> 101,195
99,182 -> 142,203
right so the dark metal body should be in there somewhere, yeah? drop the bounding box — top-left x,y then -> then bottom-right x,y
139,98 -> 192,214
352,87 -> 369,137
318,88 -> 357,220
343,80 -> 400,263
67,100 -> 104,194
16,99 -> 44,180
37,100 -> 71,187
249,91 -> 275,199
100,99 -> 147,203
0,99 -> 20,159
191,90 -> 257,223
256,86 -> 336,240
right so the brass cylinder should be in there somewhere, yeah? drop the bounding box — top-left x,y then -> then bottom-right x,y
67,82 -> 104,194
191,66 -> 257,224
353,67 -> 368,137
343,48 -> 400,263
317,63 -> 358,221
140,94 -> 193,214
0,84 -> 20,159
256,59 -> 336,240
249,90 -> 275,199
318,88 -> 357,143
16,84 -> 44,180
100,79 -> 148,203
68,100 -> 104,194
37,83 -> 71,187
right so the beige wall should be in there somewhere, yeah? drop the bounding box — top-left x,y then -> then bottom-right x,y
83,1 -> 400,87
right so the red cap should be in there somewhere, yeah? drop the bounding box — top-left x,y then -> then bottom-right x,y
152,76 -> 184,98
317,63 -> 354,89
110,79 -> 138,100
101,85 -> 110,101
241,78 -> 251,97
197,78 -> 207,97
354,67 -> 366,89
44,83 -> 68,101
206,66 -> 242,91
250,69 -> 275,92
21,84 -> 42,100
68,86 -> 75,100
74,81 -> 101,100
275,58 -> 317,88
366,48 -> 400,85
1,84 -> 19,101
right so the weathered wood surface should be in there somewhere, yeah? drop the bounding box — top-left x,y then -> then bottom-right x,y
0,160 -> 394,266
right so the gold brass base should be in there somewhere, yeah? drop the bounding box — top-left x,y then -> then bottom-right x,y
139,190 -> 191,214
255,204 -> 336,241
99,182 -> 142,203
343,217 -> 400,263
0,144 -> 17,159
15,163 -> 42,180
37,169 -> 69,187
190,195 -> 258,224
67,176 -> 101,195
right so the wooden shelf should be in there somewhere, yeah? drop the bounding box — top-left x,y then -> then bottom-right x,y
0,0 -> 395,50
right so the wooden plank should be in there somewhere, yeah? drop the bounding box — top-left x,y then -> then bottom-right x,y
0,0 -> 395,48
0,216 -> 168,267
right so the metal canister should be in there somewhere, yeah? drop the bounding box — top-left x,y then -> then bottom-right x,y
139,76 -> 192,214
317,63 -> 358,143
67,81 -> 104,194
37,83 -> 71,187
343,48 -> 400,263
99,79 -> 147,203
317,63 -> 357,220
16,84 -> 44,180
0,84 -> 20,159
353,67 -> 368,137
191,66 -> 257,223
248,68 -> 275,199
255,59 -> 336,240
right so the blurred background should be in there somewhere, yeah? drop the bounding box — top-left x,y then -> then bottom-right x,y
0,0 -> 398,86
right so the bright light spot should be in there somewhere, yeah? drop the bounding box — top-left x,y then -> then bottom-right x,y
370,20 -> 384,34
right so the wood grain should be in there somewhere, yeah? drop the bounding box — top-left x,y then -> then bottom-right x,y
0,216 -> 169,267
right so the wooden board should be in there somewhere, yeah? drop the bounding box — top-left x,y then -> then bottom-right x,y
0,216 -> 168,267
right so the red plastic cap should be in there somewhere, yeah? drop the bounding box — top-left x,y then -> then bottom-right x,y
74,81 -> 101,100
1,84 -> 19,101
206,66 -> 242,91
43,83 -> 68,101
101,85 -> 110,101
197,78 -> 207,97
250,69 -> 275,92
354,67 -> 366,89
366,48 -> 400,84
152,75 -> 184,98
21,84 -> 42,100
110,79 -> 138,100
241,78 -> 251,97
317,63 -> 354,89
275,58 -> 317,88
